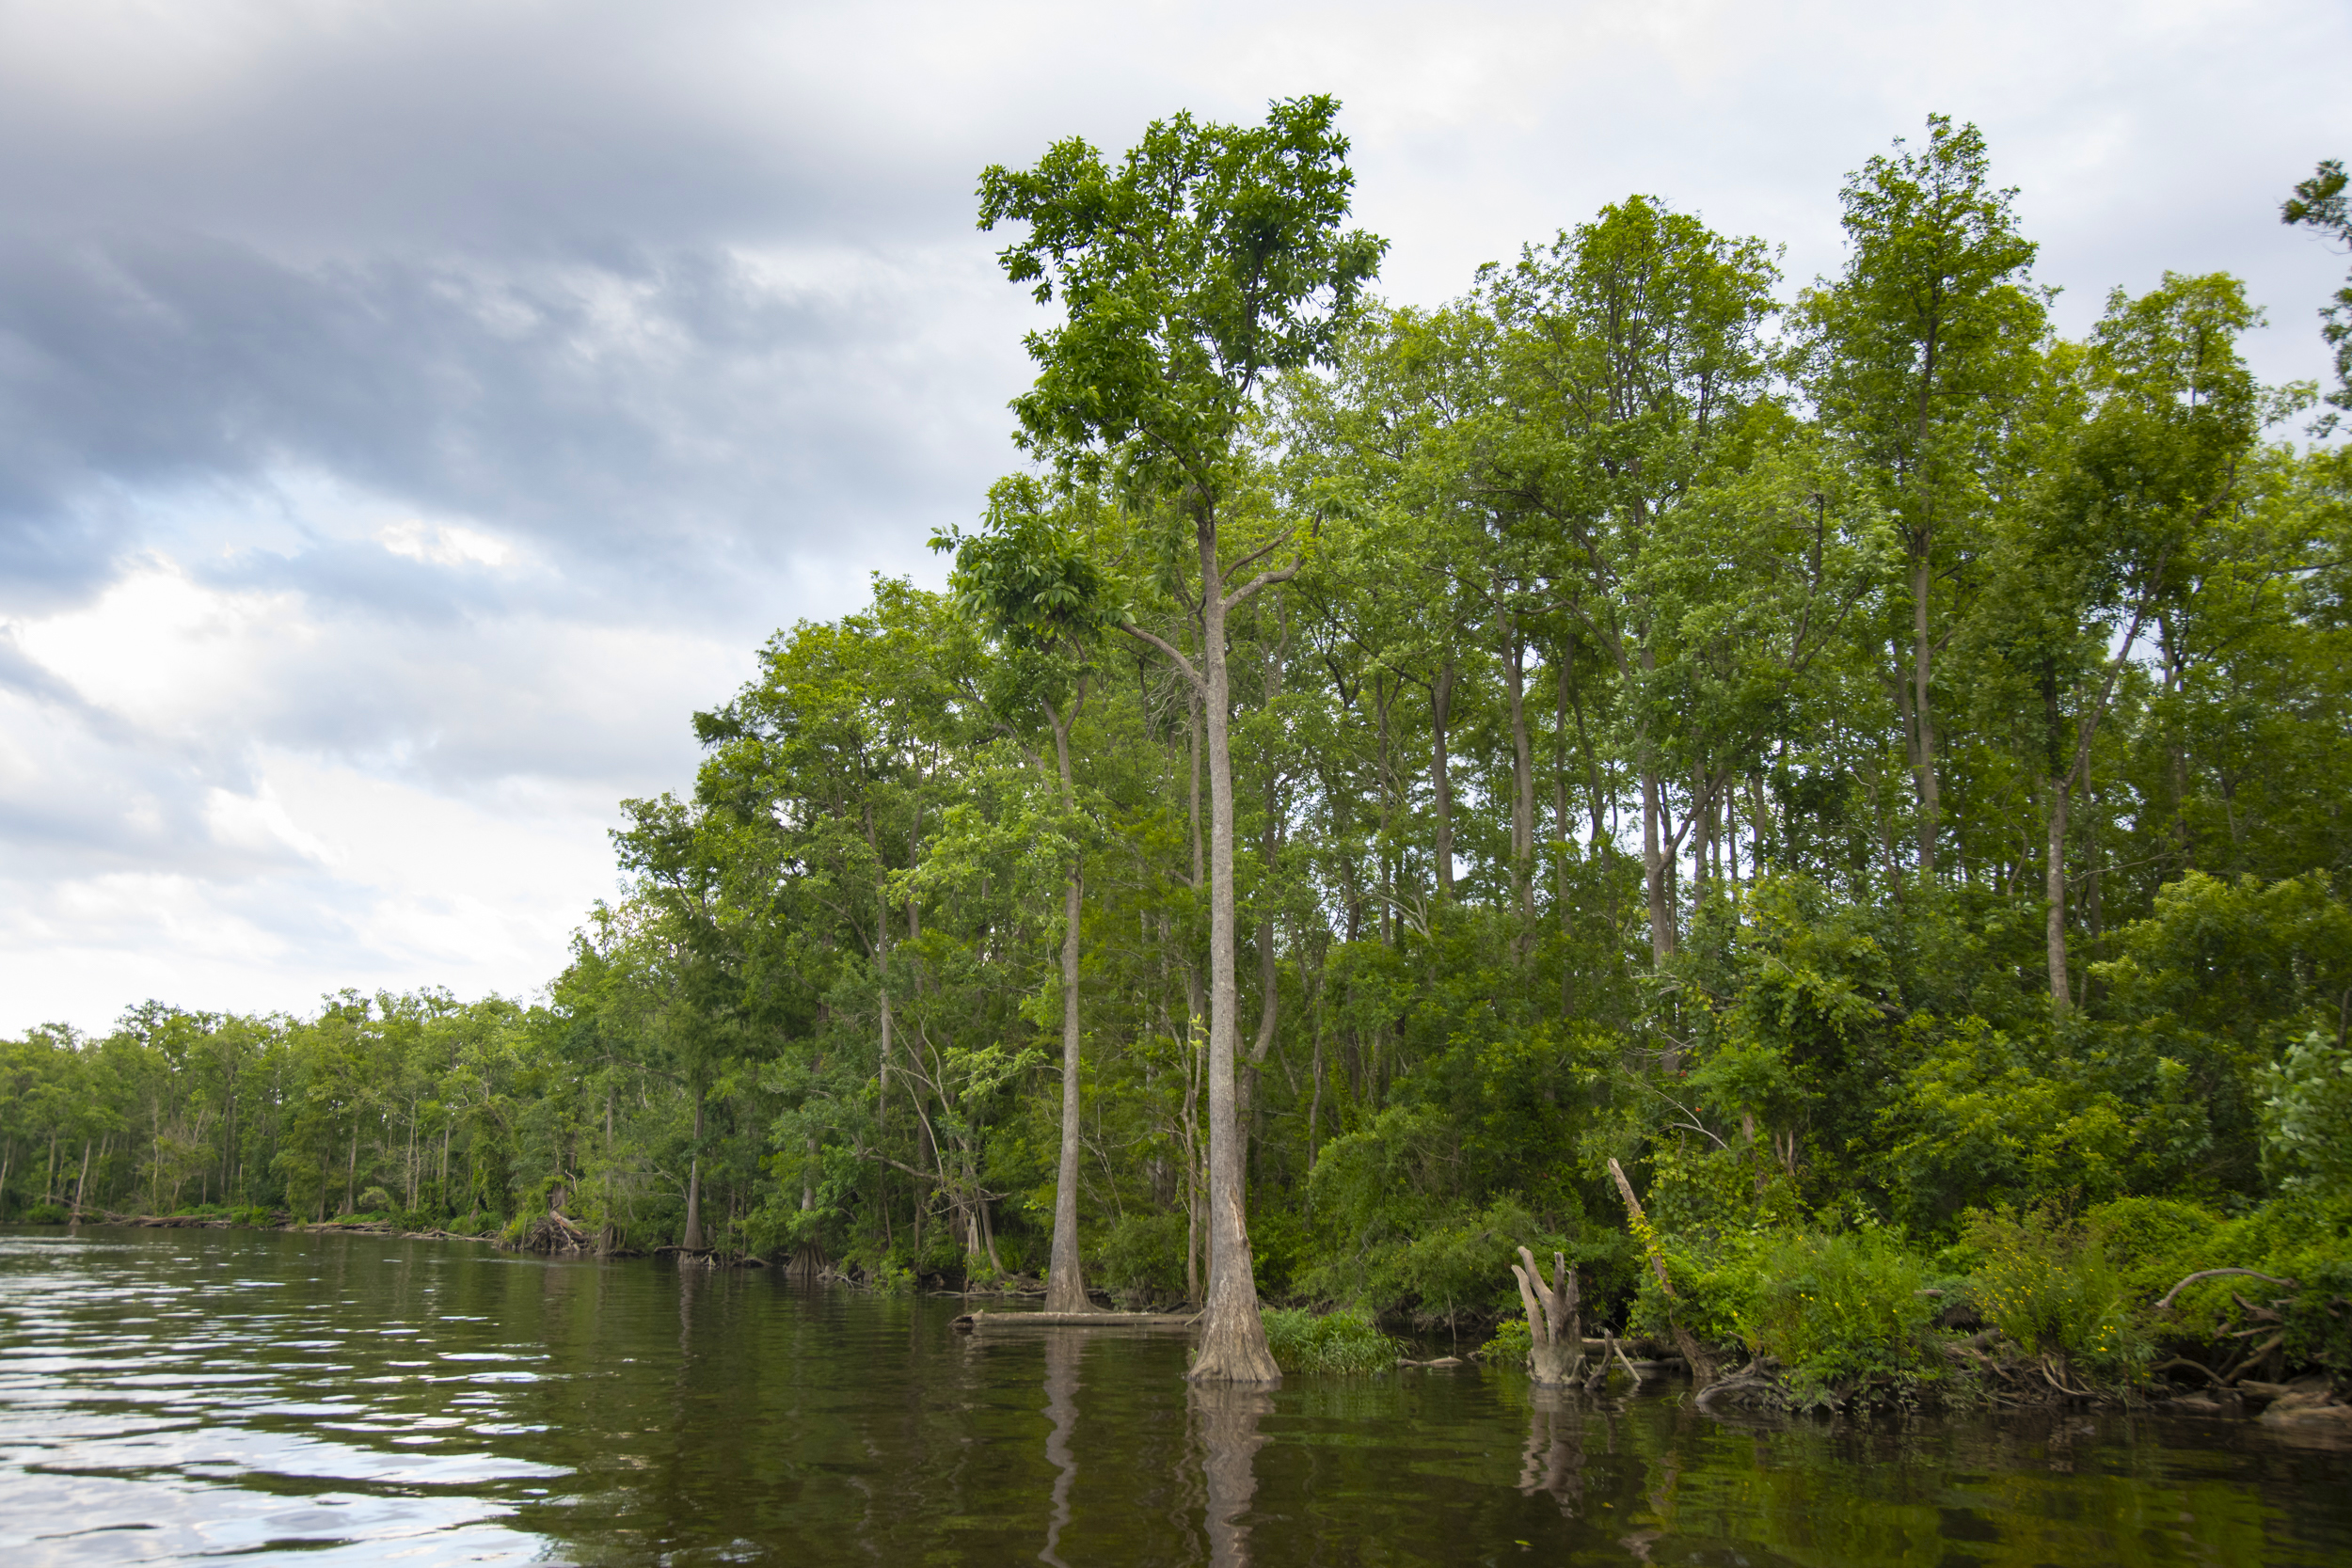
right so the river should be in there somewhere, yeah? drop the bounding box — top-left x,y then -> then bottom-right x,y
1,1227 -> 2346,1564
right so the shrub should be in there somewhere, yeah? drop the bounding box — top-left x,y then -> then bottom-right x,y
1261,1307 -> 1399,1373
2262,1027 -> 2352,1201
2083,1196 -> 2224,1303
1095,1211 -> 1188,1300
1960,1204 -> 2143,1378
1742,1229 -> 1944,1398
20,1203 -> 71,1224
357,1186 -> 396,1214
1477,1313 -> 1534,1364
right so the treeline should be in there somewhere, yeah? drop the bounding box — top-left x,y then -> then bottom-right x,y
8,111 -> 2350,1389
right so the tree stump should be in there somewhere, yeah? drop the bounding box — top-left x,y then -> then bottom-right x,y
1511,1245 -> 1583,1386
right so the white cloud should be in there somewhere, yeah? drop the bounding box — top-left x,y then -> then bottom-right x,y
377,520 -> 514,569
201,780 -> 342,866
8,563 -> 314,736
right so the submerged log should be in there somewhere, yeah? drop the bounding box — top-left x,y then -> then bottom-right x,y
955,1310 -> 1199,1330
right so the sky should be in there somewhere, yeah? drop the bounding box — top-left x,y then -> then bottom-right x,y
2,0 -> 2345,1036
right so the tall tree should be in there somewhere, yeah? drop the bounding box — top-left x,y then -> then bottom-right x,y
978,94 -> 1383,1382
1480,196 -> 1780,963
1800,115 -> 2046,878
936,475 -> 1117,1314
1994,274 -> 2265,1009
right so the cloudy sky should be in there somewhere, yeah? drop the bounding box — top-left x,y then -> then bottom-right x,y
2,0 -> 2344,1034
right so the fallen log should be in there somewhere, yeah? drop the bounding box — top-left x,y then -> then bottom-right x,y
1608,1159 -> 1722,1386
954,1310 -> 1198,1330
2153,1268 -> 2297,1311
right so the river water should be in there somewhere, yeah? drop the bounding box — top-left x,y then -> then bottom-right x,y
1,1227 -> 2346,1565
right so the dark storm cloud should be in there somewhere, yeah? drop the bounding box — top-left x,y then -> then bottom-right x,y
0,232 -> 1026,616
0,2 -> 959,251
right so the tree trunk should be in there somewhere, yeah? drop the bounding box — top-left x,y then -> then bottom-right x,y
1912,548 -> 1940,876
1241,916 -> 1279,1170
1189,513 -> 1279,1386
1041,695 -> 1099,1313
1429,656 -> 1456,902
1640,767 -> 1674,963
1506,624 -> 1535,942
1608,1159 -> 1718,1385
1512,1246 -> 1582,1386
1047,861 -> 1097,1312
1189,685 -> 1205,890
682,1083 -> 707,1250
2046,777 -> 2072,1012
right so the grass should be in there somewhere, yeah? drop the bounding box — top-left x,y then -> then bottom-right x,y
1261,1307 -> 1400,1373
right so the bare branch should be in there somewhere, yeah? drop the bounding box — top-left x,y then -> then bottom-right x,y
2154,1267 -> 2298,1312
1116,623 -> 1202,689
1221,556 -> 1304,612
1218,526 -> 1296,588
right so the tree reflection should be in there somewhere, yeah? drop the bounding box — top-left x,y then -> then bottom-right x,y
1040,1332 -> 1080,1568
1518,1386 -> 1584,1513
1191,1383 -> 1271,1567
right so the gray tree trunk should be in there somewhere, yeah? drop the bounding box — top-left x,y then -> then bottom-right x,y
1189,514 -> 1279,1386
2046,778 -> 2072,1012
1044,696 -> 1099,1314
682,1084 -> 706,1250
1429,657 -> 1456,901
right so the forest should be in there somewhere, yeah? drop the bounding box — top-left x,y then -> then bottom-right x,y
7,103 -> 2350,1398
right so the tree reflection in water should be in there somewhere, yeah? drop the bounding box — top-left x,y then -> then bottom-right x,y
1039,1332 -> 1080,1568
1518,1386 -> 1585,1513
1191,1383 -> 1273,1567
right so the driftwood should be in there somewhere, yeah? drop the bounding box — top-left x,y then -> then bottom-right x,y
1578,1331 -> 1654,1392
1510,1245 -> 1583,1386
955,1310 -> 1199,1330
513,1210 -> 595,1255
1607,1158 -> 1721,1386
2153,1268 -> 2298,1311
1694,1357 -> 1783,1410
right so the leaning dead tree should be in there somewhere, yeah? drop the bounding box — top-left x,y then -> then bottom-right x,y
1511,1245 -> 1582,1386
1609,1158 -> 1721,1386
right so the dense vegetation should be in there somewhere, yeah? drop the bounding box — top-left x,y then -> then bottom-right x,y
8,110 -> 2350,1399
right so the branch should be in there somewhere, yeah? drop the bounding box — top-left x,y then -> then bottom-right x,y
2154,1267 -> 2298,1312
1116,623 -> 1201,689
1221,556 -> 1304,612
2066,543 -> 2172,793
1218,526 -> 1296,589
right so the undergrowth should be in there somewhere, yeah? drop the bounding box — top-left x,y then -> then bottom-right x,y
1262,1307 -> 1399,1373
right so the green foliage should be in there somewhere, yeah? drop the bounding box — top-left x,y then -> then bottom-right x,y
1741,1231 -> 1943,1399
1958,1205 -> 2144,1378
1260,1307 -> 1399,1374
1649,1227 -> 1944,1402
2261,1027 -> 2352,1200
1477,1313 -> 1533,1364
2280,158 -> 2350,429
1870,1017 -> 2132,1230
977,94 -> 1384,497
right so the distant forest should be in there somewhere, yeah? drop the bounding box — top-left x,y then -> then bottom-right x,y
8,106 -> 2349,1388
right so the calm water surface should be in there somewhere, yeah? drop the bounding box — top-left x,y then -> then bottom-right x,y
2,1227 -> 2347,1565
